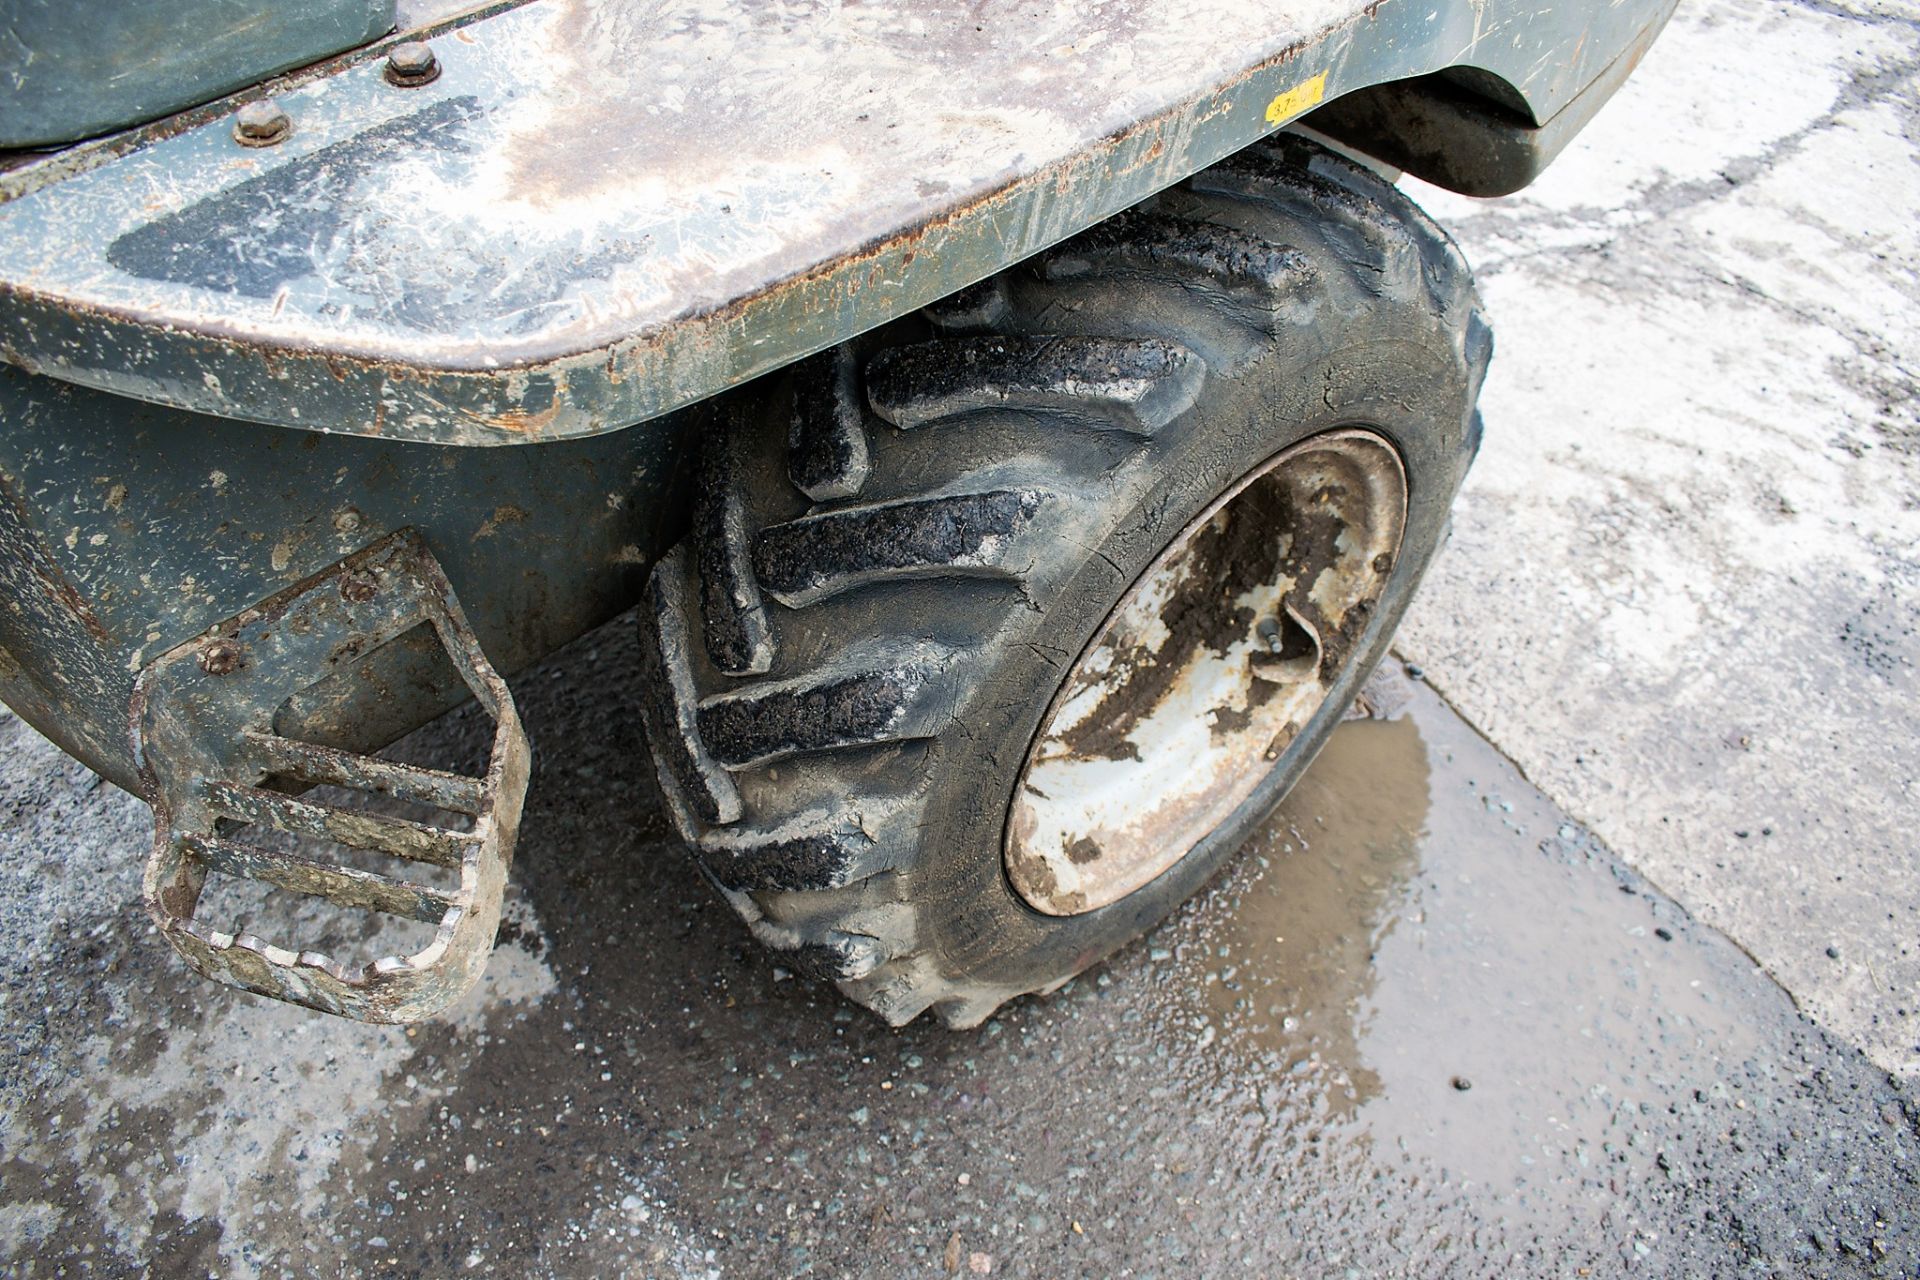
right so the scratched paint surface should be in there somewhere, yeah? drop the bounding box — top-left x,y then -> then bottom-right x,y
0,0 -> 1666,443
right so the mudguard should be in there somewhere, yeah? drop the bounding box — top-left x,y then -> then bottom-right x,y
0,0 -> 1674,447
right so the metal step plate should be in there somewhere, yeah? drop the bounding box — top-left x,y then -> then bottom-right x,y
132,529 -> 530,1023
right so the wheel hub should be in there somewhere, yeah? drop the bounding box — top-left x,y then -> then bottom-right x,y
1005,428 -> 1408,916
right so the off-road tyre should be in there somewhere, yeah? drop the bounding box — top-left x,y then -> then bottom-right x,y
638,134 -> 1491,1026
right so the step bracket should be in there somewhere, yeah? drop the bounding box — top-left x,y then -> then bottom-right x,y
132,530 -> 530,1023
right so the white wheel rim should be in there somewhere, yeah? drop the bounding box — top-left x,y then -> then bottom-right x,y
1005,429 -> 1408,916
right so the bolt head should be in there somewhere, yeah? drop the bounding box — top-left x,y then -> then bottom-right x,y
385,41 -> 441,86
339,571 -> 379,604
233,100 -> 291,147
333,509 -> 363,535
198,639 -> 244,676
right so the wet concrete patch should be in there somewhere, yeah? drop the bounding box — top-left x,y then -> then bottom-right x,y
1393,0 -> 1920,1079
1,633 -> 1916,1278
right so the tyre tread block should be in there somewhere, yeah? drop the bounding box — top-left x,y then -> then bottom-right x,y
921,277 -> 1011,332
867,334 -> 1202,434
695,651 -> 951,769
693,421 -> 777,676
788,347 -> 873,502
753,489 -> 1047,607
1192,145 -> 1420,284
637,549 -> 744,825
1032,209 -> 1316,326
699,804 -> 909,893
789,933 -> 887,982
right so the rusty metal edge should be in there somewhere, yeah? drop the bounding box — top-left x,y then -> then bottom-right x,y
0,14 -> 1502,444
0,1 -> 1674,446
0,23 -> 1336,446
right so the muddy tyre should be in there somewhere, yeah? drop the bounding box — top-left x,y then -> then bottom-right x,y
638,134 -> 1490,1026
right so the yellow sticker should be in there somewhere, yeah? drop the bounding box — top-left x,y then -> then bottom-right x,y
1265,71 -> 1328,125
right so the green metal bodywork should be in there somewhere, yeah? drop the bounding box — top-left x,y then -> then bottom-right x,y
0,0 -> 1676,787
0,0 -> 396,148
0,365 -> 691,786
0,0 -> 1675,446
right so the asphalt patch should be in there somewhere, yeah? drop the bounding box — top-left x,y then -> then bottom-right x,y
0,629 -> 1915,1278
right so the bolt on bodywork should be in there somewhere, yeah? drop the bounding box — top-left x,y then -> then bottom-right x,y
231,100 -> 291,147
384,41 -> 441,87
197,639 -> 244,676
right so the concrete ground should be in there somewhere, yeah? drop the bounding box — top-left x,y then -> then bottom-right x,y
1396,0 -> 1920,1081
3,0 -> 1920,1274
6,666 -> 1917,1277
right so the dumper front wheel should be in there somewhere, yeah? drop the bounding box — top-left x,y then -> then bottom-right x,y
638,135 -> 1490,1026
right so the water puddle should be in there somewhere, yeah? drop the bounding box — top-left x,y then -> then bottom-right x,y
1149,672 -> 1781,1246
4,640 -> 1913,1279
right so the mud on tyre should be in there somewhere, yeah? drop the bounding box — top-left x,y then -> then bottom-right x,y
638,134 -> 1491,1027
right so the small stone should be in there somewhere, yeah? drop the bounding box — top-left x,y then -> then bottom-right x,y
968,1253 -> 994,1275
1654,927 -> 1673,942
1404,663 -> 1425,680
1826,945 -> 1841,960
1450,1076 -> 1472,1092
